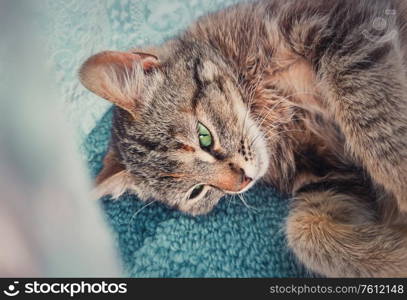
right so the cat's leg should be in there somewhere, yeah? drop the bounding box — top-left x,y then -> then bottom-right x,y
286,187 -> 407,277
279,0 -> 407,211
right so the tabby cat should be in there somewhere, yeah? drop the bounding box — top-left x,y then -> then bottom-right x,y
79,0 -> 407,277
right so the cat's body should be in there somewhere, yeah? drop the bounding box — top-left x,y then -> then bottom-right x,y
80,0 -> 407,277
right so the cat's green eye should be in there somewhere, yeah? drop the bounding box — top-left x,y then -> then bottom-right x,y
197,122 -> 212,148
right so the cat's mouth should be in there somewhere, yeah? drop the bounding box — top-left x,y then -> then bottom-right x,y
222,180 -> 255,195
223,157 -> 269,195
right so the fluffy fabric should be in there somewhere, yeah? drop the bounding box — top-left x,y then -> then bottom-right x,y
84,108 -> 310,277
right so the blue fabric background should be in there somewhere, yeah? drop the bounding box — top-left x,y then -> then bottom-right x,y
84,109 -> 310,277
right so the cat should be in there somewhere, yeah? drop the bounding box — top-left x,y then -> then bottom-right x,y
79,0 -> 407,277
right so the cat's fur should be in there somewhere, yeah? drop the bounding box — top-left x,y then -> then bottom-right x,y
80,0 -> 407,277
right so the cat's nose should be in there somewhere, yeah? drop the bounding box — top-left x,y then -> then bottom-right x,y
241,172 -> 253,187
209,163 -> 254,193
237,167 -> 252,188
228,163 -> 253,191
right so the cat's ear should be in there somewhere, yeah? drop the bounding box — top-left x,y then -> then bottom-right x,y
93,170 -> 137,200
79,51 -> 159,118
93,149 -> 138,200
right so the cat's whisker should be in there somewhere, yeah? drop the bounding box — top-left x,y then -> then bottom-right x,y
241,100 -> 251,144
249,128 -> 271,148
227,194 -> 236,210
261,117 -> 303,132
251,89 -> 320,127
264,128 -> 306,141
263,133 -> 291,144
237,193 -> 258,211
127,200 -> 157,233
241,86 -> 261,140
249,115 -> 285,147
249,122 -> 306,148
256,100 -> 287,125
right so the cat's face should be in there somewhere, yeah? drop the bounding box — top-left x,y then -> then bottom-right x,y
80,42 -> 269,215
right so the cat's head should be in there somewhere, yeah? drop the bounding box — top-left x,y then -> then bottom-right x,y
80,40 -> 269,215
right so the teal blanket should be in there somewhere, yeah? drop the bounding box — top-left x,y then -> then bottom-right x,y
84,109 -> 309,277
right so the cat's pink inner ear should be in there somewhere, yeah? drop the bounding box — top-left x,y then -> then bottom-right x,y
79,50 -> 159,118
96,149 -> 125,185
131,51 -> 159,71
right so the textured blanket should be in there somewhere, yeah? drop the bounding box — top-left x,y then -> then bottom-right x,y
84,109 -> 309,277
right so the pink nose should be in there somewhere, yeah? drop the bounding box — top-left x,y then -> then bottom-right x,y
228,163 -> 253,191
209,163 -> 253,193
241,174 -> 253,189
